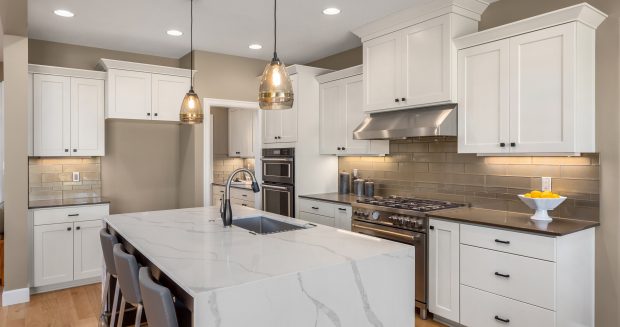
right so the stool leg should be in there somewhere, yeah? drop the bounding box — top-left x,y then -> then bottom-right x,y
134,304 -> 143,327
110,281 -> 121,327
117,297 -> 126,327
100,273 -> 111,317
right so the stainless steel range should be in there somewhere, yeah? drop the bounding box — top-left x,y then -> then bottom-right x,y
351,196 -> 463,320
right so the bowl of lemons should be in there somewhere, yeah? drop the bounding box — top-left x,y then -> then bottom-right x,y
518,190 -> 566,221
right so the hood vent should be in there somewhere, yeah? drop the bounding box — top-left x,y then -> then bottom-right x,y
352,104 -> 457,140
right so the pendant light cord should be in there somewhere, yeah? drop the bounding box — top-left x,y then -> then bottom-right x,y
273,0 -> 278,60
190,0 -> 194,88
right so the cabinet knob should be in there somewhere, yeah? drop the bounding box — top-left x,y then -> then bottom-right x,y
236,151 -> 240,155
76,226 -> 81,230
342,147 -> 346,150
337,147 -> 341,150
429,226 -> 435,230
147,112 -> 151,116
394,98 -> 400,103
67,227 -> 72,231
65,149 -> 69,153
510,142 -> 516,147
311,206 -> 319,210
401,98 -> 406,102
499,142 -> 506,147
73,149 -> 77,152
154,113 -> 158,117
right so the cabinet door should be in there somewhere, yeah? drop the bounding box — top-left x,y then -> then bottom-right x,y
363,33 -> 401,112
262,110 -> 282,144
107,69 -> 152,120
71,78 -> 105,156
33,74 -> 71,156
74,220 -> 103,280
229,109 -> 254,157
457,39 -> 510,154
319,80 -> 345,155
334,205 -> 352,231
279,75 -> 298,143
401,15 -> 452,106
509,24 -> 575,153
342,75 -> 372,155
33,223 -> 74,287
428,219 -> 460,322
152,74 -> 190,122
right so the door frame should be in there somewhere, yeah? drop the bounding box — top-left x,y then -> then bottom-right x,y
203,98 -> 262,208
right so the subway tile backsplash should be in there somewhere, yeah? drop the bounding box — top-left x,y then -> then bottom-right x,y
213,156 -> 255,184
29,157 -> 102,201
339,139 -> 600,221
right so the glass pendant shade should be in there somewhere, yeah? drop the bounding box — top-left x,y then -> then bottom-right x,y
259,57 -> 294,110
180,88 -> 204,124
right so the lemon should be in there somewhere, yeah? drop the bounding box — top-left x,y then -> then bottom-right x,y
530,190 -> 542,198
523,193 -> 532,198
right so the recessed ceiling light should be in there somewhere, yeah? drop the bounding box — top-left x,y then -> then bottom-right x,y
54,9 -> 75,18
323,7 -> 341,15
167,30 -> 183,36
249,44 -> 263,50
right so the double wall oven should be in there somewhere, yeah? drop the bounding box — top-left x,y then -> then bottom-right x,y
262,148 -> 295,217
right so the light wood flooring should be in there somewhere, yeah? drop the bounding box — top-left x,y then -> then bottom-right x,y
0,284 -> 445,326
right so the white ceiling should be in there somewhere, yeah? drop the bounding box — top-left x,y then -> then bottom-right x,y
28,0 -> 427,64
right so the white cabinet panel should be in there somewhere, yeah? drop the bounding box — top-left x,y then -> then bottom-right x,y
343,77 -> 375,155
509,24 -> 575,153
73,220 -> 103,280
334,205 -> 352,231
151,74 -> 190,122
458,39 -> 510,154
319,81 -> 345,154
262,109 -> 282,144
33,223 -> 75,287
228,109 -> 254,157
363,33 -> 401,112
33,74 -> 71,156
107,69 -> 152,120
428,219 -> 460,322
70,78 -> 105,156
279,75 -> 298,143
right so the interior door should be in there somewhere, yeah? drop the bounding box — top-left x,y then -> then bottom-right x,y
319,79 -> 344,154
279,75 -> 298,143
73,220 -> 103,280
363,32 -> 401,112
33,223 -> 74,287
401,15 -> 452,106
457,39 -> 510,154
71,78 -> 105,156
343,75 -> 370,155
107,69 -> 152,120
33,74 -> 71,156
509,24 -> 575,153
151,74 -> 190,122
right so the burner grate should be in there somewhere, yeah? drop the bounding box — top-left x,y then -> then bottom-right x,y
357,196 -> 462,212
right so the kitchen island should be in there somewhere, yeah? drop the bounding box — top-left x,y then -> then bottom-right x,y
104,206 -> 415,327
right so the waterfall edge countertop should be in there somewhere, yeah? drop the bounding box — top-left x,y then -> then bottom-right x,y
104,206 -> 415,327
29,197 -> 110,209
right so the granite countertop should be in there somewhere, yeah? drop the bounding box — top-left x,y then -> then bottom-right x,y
298,192 -> 370,205
212,182 -> 253,190
429,207 -> 599,236
29,197 -> 111,209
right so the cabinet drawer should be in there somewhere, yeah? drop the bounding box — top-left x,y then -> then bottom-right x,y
33,204 -> 109,226
299,199 -> 335,217
212,185 -> 225,195
230,198 -> 255,208
461,245 -> 556,310
461,285 -> 555,327
230,188 -> 254,201
460,223 -> 556,261
299,212 -> 335,227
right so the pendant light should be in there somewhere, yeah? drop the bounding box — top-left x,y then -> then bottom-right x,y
180,0 -> 204,124
258,0 -> 294,110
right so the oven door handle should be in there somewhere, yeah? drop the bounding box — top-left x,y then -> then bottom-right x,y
261,158 -> 293,162
262,184 -> 289,191
352,223 -> 416,244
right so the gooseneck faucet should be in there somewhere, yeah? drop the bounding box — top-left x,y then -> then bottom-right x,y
220,168 -> 261,227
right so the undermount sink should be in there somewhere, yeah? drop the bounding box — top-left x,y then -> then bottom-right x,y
232,216 -> 309,235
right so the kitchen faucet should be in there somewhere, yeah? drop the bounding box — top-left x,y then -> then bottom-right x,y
220,168 -> 260,227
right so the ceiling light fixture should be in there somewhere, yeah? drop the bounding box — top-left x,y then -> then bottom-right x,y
167,30 -> 183,36
179,0 -> 203,124
249,44 -> 263,50
258,0 -> 294,110
322,8 -> 341,15
54,9 -> 75,18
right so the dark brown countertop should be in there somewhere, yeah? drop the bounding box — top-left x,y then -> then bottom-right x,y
29,197 -> 111,209
299,193 -> 370,205
430,207 -> 599,236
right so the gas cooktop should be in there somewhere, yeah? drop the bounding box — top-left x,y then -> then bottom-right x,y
356,196 -> 463,212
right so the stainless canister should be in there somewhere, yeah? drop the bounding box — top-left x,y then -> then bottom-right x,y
364,181 -> 375,197
354,179 -> 365,196
339,172 -> 351,194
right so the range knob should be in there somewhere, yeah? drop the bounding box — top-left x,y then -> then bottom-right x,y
371,211 -> 380,220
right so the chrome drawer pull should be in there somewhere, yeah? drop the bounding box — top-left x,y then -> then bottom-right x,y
338,208 -> 347,211
68,214 -> 79,217
494,315 -> 510,323
495,272 -> 510,278
494,239 -> 510,245
311,206 -> 319,210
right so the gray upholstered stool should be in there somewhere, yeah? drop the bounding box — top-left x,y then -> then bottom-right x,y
100,228 -> 121,327
113,243 -> 144,327
139,267 -> 179,327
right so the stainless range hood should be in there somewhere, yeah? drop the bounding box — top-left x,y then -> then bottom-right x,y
352,104 -> 457,140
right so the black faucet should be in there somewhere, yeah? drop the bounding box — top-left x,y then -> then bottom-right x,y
220,168 -> 261,227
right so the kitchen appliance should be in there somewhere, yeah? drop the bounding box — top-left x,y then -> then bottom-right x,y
364,181 -> 375,197
351,196 -> 464,319
353,179 -> 365,196
262,148 -> 295,217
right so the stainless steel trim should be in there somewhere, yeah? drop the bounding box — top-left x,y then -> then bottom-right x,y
262,185 -> 292,217
262,184 -> 288,190
353,202 -> 427,218
352,222 -> 417,243
261,158 -> 293,162
263,162 -> 292,178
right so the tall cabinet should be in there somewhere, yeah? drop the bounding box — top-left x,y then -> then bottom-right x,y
262,75 -> 299,144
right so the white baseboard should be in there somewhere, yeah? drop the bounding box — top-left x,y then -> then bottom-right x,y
2,287 -> 30,306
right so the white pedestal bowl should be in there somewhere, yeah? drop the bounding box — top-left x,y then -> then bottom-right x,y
518,195 -> 567,221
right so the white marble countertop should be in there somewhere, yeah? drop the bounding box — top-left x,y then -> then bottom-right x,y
104,206 -> 414,298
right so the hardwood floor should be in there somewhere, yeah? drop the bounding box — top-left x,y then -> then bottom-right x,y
0,284 -> 446,326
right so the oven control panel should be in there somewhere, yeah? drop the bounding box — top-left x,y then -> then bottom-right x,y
353,207 -> 426,231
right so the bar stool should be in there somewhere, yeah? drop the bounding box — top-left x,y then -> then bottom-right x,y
113,243 -> 144,327
139,267 -> 179,327
99,229 -> 121,327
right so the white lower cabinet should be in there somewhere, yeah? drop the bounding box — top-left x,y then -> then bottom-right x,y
212,185 -> 256,208
298,198 -> 351,231
428,219 -> 595,327
31,204 -> 109,289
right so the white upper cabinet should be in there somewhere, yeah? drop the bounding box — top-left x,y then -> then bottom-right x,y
31,65 -> 106,157
455,4 -> 607,154
318,66 -> 389,156
98,59 -> 193,122
354,0 -> 486,113
228,108 -> 255,157
262,75 -> 298,144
